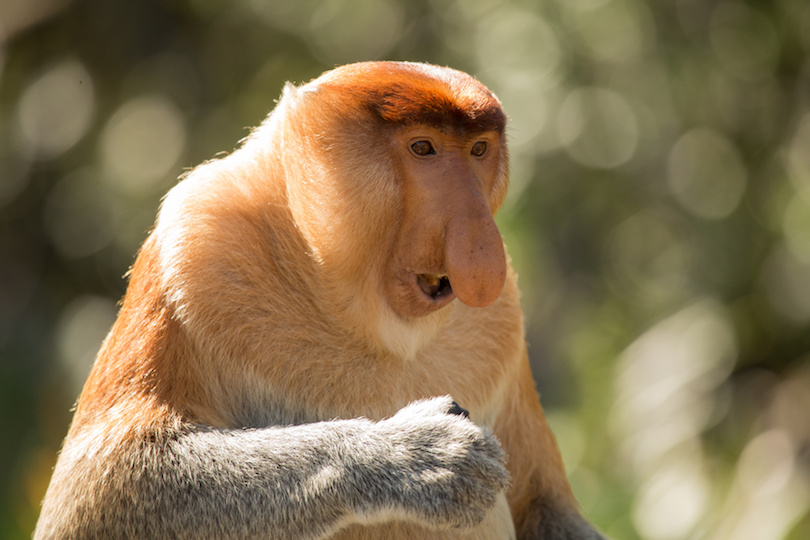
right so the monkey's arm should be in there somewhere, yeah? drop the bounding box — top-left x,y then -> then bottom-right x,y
36,397 -> 508,540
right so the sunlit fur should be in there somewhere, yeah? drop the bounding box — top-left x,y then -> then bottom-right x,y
36,62 -> 604,539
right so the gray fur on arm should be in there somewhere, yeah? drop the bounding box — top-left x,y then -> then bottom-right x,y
35,397 -> 509,540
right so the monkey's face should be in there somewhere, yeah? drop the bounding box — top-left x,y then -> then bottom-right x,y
279,62 -> 510,331
382,125 -> 507,319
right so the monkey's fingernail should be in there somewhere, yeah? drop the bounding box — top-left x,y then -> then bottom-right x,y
448,401 -> 470,418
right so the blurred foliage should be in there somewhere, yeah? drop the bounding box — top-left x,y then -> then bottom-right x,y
2,0 -> 810,538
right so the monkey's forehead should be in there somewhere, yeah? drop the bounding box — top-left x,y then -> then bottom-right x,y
303,61 -> 506,135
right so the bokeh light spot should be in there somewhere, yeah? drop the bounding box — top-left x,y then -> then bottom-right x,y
475,7 -> 563,85
243,0 -> 316,32
710,3 -> 779,81
558,87 -> 638,169
612,300 -> 736,472
782,195 -> 810,264
761,245 -> 810,325
100,94 -> 187,195
16,59 -> 95,160
42,169 -> 123,259
787,113 -> 810,195
605,211 -> 690,307
632,450 -> 709,540
667,128 -> 747,220
307,0 -> 404,64
738,430 -> 795,498
55,295 -> 118,396
568,0 -> 652,64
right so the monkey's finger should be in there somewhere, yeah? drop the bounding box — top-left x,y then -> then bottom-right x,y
448,401 -> 470,418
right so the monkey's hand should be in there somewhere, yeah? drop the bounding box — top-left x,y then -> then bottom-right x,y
355,396 -> 510,530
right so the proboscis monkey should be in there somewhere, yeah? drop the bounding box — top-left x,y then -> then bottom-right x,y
36,62 -> 606,539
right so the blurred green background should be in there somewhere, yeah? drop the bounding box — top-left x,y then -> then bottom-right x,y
2,0 -> 810,538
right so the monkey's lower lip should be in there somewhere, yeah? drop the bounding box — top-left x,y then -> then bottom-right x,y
416,273 -> 453,301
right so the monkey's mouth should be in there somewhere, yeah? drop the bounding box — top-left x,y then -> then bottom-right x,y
417,273 -> 453,300
387,271 -> 456,318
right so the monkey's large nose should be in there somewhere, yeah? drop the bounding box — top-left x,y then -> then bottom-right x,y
444,205 -> 506,308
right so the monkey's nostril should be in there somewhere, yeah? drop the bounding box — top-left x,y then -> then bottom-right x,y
417,274 -> 452,299
437,276 -> 452,297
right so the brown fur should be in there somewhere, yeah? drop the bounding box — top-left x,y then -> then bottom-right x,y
37,62 -> 602,539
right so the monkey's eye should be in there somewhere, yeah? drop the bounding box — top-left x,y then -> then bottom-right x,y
410,140 -> 435,156
471,141 -> 488,157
